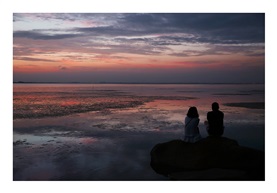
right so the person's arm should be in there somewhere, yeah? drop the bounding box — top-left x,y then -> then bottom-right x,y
191,118 -> 200,135
222,112 -> 224,125
184,116 -> 188,125
190,118 -> 199,128
207,112 -> 210,122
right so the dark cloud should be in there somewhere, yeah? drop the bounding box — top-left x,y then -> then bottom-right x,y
74,26 -> 161,37
58,65 -> 67,70
13,13 -> 79,22
90,44 -> 165,56
119,13 -> 265,43
75,13 -> 264,45
13,30 -> 81,40
13,56 -> 56,62
14,13 -> 264,45
13,64 -> 265,84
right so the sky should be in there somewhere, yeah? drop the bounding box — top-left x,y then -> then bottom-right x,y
13,13 -> 265,83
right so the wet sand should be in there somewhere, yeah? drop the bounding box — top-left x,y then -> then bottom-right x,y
14,100 -> 264,180
13,100 -> 187,180
13,84 -> 265,180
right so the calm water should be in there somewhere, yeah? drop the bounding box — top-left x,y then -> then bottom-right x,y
13,84 -> 265,180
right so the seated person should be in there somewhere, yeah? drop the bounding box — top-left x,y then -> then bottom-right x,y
205,102 -> 224,137
184,106 -> 202,143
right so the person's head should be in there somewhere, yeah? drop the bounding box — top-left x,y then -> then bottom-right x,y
187,106 -> 199,118
212,102 -> 219,111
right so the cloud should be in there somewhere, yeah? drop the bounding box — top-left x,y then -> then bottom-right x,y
13,30 -> 81,40
13,56 -> 56,62
75,13 -> 264,47
13,63 -> 265,84
120,13 -> 265,43
13,13 -> 265,44
13,13 -> 265,67
58,65 -> 67,70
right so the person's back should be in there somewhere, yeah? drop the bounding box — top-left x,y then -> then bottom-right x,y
184,106 -> 202,143
206,102 -> 224,137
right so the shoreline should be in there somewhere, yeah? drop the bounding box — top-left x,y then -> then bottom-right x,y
13,82 -> 265,85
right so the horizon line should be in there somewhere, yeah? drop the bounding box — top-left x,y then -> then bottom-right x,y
13,81 -> 265,85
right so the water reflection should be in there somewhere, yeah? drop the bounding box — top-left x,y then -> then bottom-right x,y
13,84 -> 264,180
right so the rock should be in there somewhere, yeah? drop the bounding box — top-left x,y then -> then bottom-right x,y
150,137 -> 264,180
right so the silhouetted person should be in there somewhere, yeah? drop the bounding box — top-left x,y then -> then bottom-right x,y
183,106 -> 202,143
205,102 -> 224,137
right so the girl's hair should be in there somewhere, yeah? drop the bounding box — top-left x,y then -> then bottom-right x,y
187,106 -> 199,118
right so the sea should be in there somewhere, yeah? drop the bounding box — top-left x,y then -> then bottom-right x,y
13,83 -> 265,180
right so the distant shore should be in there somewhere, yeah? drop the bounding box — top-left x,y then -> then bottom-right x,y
13,81 -> 265,85
224,102 -> 265,109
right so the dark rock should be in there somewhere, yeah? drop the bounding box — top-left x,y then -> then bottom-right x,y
150,137 -> 264,180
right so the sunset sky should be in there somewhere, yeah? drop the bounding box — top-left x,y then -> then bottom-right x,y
13,13 -> 265,83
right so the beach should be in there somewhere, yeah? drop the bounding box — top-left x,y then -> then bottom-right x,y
13,83 -> 265,180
